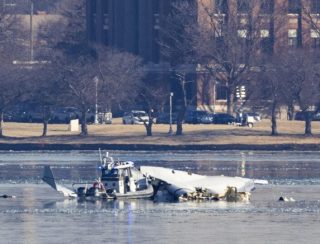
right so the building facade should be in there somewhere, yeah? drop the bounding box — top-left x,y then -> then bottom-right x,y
87,0 -> 320,112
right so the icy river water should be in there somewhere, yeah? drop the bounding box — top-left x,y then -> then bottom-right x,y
0,150 -> 320,244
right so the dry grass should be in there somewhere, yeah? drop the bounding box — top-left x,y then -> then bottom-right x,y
0,119 -> 319,145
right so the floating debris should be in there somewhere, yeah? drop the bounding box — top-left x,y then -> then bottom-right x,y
1,194 -> 16,199
278,196 -> 295,202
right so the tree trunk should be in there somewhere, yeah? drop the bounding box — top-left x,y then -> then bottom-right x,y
42,120 -> 48,137
145,110 -> 153,136
0,111 -> 3,137
42,106 -> 50,137
146,123 -> 152,136
304,112 -> 312,136
287,103 -> 294,120
176,116 -> 184,136
271,101 -> 278,136
227,87 -> 234,115
176,104 -> 187,136
80,108 -> 88,136
176,73 -> 187,136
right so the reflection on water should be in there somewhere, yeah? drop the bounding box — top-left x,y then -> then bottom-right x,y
1,150 -> 320,244
1,150 -> 320,183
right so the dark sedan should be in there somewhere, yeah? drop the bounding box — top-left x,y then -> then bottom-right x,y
212,113 -> 236,124
295,111 -> 320,121
184,110 -> 214,124
156,113 -> 177,124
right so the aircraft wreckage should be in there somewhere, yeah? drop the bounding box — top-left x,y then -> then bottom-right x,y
42,152 -> 267,202
140,166 -> 268,202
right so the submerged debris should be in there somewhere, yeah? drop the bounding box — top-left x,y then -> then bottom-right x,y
177,187 -> 251,202
1,194 -> 16,199
278,196 -> 295,202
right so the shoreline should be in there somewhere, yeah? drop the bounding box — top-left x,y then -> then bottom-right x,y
1,120 -> 319,151
0,142 -> 319,151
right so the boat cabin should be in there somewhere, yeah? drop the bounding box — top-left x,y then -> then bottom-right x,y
101,164 -> 137,194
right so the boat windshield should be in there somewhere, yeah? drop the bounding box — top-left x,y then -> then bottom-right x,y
105,168 -> 119,177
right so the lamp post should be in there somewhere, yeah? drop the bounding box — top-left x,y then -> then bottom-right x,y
30,0 -> 34,62
169,92 -> 174,135
94,77 -> 99,124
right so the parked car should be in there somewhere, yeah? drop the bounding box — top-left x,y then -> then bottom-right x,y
295,111 -> 320,121
51,107 -> 95,124
156,113 -> 177,124
184,110 -> 215,124
51,107 -> 79,124
122,110 -> 149,124
20,108 -> 49,123
198,112 -> 215,124
3,111 -> 15,122
3,106 -> 24,122
235,112 -> 261,127
245,112 -> 261,121
212,113 -> 236,124
97,112 -> 112,124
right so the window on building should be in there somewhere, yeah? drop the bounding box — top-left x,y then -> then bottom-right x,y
237,0 -> 250,14
153,0 -> 160,30
260,29 -> 272,53
238,29 -> 248,38
311,29 -> 320,48
215,0 -> 228,14
260,0 -> 273,14
260,29 -> 269,38
154,14 -> 160,30
216,84 -> 227,100
288,0 -> 301,14
288,29 -> 297,47
311,0 -> 320,14
102,0 -> 109,45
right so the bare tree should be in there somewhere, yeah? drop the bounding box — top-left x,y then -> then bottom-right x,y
95,46 -> 145,113
167,1 -> 268,115
0,3 -> 27,137
257,49 -> 320,136
285,51 -> 320,136
39,0 -> 145,136
0,60 -> 26,137
57,53 -> 98,136
25,63 -> 64,136
136,76 -> 169,136
258,55 -> 287,135
45,0 -> 93,135
159,2 -> 197,136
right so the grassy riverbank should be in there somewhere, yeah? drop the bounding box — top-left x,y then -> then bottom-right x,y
0,119 -> 319,150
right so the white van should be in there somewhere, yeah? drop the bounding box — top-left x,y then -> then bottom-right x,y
122,110 -> 149,124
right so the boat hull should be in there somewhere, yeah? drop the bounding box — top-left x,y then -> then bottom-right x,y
114,184 -> 154,199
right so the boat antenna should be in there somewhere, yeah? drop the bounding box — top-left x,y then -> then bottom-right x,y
98,148 -> 103,165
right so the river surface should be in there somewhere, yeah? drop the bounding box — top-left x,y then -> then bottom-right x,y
0,150 -> 320,244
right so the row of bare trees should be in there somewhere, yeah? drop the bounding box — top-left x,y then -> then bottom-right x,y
0,0 -> 150,137
160,0 -> 320,136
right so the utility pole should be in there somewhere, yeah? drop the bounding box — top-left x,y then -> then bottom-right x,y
94,77 -> 99,124
169,92 -> 174,135
30,0 -> 34,62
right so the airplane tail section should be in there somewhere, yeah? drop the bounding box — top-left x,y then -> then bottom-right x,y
42,166 -> 58,190
42,166 -> 77,198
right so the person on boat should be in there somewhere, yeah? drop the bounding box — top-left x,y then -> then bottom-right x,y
93,178 -> 105,191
